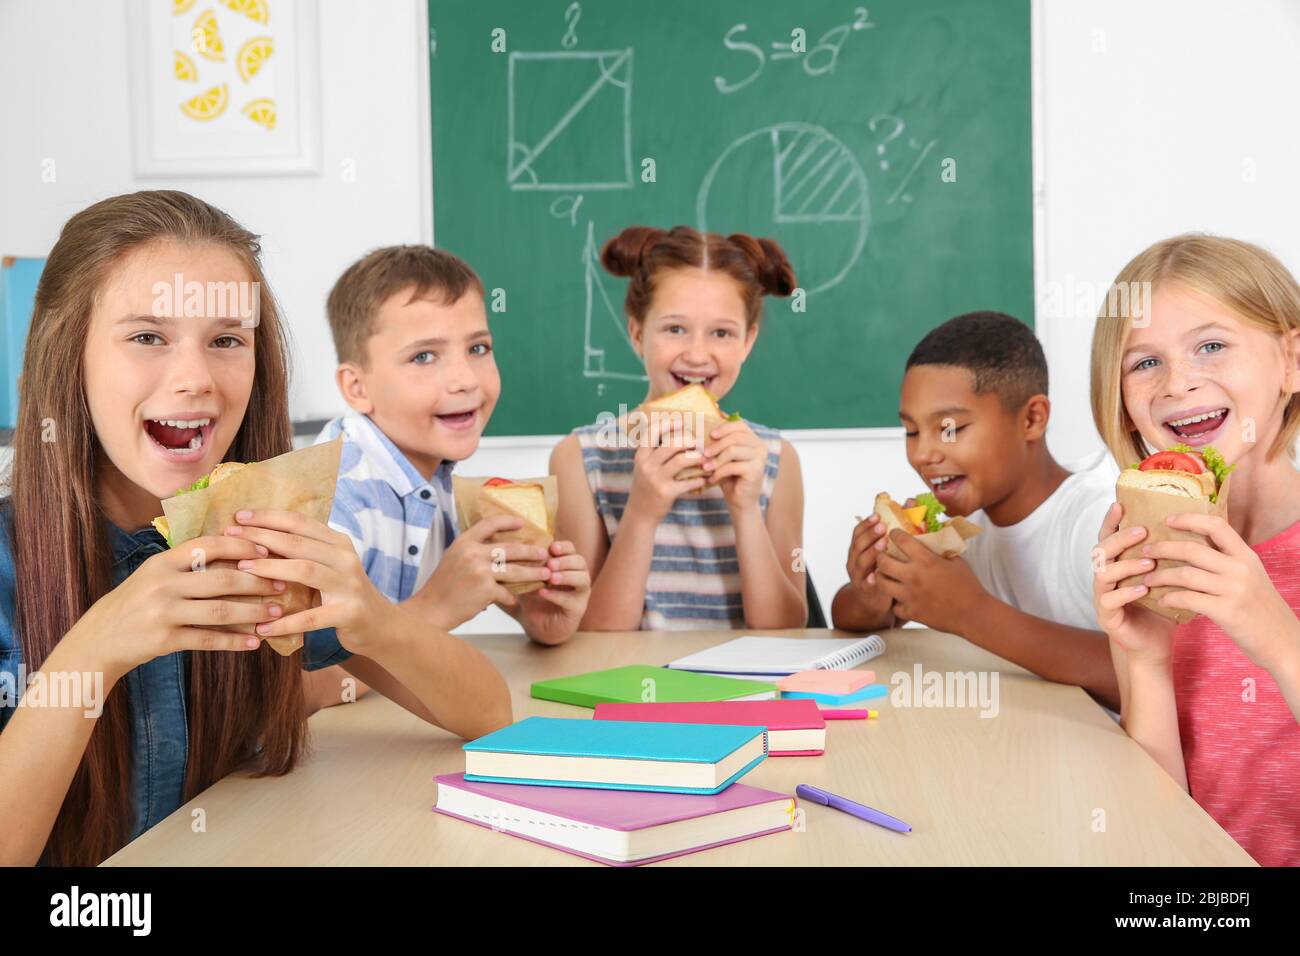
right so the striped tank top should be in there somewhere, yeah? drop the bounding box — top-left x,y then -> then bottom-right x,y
573,416 -> 783,630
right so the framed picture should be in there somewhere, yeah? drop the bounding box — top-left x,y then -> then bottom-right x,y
125,0 -> 320,176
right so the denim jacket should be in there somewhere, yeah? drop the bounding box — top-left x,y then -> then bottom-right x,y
0,499 -> 351,843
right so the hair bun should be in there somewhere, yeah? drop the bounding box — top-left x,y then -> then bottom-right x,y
755,237 -> 796,297
728,233 -> 796,297
600,226 -> 664,277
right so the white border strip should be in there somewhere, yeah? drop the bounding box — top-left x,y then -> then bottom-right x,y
415,0 -> 435,245
1030,0 -> 1049,353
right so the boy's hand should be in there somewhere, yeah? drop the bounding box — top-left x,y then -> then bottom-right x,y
514,540 -> 592,645
874,528 -> 987,634
224,509 -> 396,657
1144,512 -> 1298,671
413,515 -> 551,629
843,513 -> 894,621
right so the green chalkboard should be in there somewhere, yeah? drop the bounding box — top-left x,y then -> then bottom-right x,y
428,0 -> 1033,434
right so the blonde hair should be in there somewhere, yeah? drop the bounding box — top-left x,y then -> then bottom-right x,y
1090,233 -> 1300,466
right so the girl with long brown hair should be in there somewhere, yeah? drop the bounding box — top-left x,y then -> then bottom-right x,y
0,190 -> 511,866
551,225 -> 808,631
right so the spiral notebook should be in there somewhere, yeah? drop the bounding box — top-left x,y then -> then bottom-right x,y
667,635 -> 886,677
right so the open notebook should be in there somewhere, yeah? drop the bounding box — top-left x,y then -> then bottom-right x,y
667,635 -> 886,678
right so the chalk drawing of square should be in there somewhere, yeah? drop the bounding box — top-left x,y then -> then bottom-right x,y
507,50 -> 633,191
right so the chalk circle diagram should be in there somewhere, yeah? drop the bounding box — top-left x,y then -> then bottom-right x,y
507,49 -> 634,191
697,123 -> 870,295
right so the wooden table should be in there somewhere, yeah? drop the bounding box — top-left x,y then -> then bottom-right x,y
103,628 -> 1255,866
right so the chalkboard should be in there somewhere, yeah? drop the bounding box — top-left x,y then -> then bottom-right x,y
427,0 -> 1033,434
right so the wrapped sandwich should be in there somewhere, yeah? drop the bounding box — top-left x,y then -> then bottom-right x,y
452,475 -> 558,595
151,438 -> 344,655
628,383 -> 741,485
1115,444 -> 1235,624
874,491 -> 981,560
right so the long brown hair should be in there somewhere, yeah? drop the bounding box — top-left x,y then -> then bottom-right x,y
600,226 -> 796,328
4,190 -> 306,865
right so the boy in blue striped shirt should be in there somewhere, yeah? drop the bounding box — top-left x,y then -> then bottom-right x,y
313,245 -> 591,647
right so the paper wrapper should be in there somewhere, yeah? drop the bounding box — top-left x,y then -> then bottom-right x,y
452,475 -> 558,595
1114,472 -> 1233,625
874,492 -> 981,560
883,516 -> 982,561
625,407 -> 726,488
159,438 -> 344,655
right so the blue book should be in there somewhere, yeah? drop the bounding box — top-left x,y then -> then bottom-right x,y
781,683 -> 889,707
0,257 -> 44,428
463,716 -> 768,795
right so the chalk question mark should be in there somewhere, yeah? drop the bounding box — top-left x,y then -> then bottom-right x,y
869,114 -> 904,171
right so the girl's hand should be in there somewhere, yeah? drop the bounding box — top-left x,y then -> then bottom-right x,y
702,420 -> 767,512
1145,513 -> 1297,670
627,418 -> 707,521
76,535 -> 282,682
223,509 -> 393,657
1092,503 -> 1176,663
515,540 -> 593,644
414,515 -> 552,628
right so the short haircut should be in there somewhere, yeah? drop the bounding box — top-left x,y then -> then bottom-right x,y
326,244 -> 485,366
905,311 -> 1047,410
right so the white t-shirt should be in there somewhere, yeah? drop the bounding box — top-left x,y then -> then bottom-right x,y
960,467 -> 1116,632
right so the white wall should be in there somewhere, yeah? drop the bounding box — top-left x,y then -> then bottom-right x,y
1036,0 -> 1300,453
0,0 -> 428,420
4,0 -> 1299,633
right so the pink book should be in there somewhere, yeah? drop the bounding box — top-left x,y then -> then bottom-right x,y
434,773 -> 794,866
778,669 -> 876,695
593,698 -> 826,756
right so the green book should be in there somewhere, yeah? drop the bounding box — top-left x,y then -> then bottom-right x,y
531,665 -> 778,709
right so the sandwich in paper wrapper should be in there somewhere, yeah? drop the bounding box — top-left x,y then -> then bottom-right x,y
627,384 -> 741,488
150,438 -> 344,656
452,475 -> 558,595
874,491 -> 981,560
1114,444 -> 1235,625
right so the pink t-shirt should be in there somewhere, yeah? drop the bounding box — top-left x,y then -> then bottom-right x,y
1172,517 -> 1300,867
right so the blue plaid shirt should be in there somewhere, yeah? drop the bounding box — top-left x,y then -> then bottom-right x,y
313,413 -> 458,601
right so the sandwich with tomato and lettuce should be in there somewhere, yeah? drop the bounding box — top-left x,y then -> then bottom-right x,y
1114,443 -> 1235,624
873,490 -> 980,560
1117,444 -> 1234,503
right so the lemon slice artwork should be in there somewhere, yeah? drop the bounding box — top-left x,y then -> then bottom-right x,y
191,9 -> 225,62
173,0 -> 197,14
242,98 -> 277,131
236,36 -> 273,82
174,50 -> 198,83
220,0 -> 270,26
180,83 -> 229,121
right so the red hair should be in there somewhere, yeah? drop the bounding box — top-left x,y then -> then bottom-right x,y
600,226 -> 795,328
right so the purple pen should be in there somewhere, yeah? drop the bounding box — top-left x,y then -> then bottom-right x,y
796,784 -> 912,834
